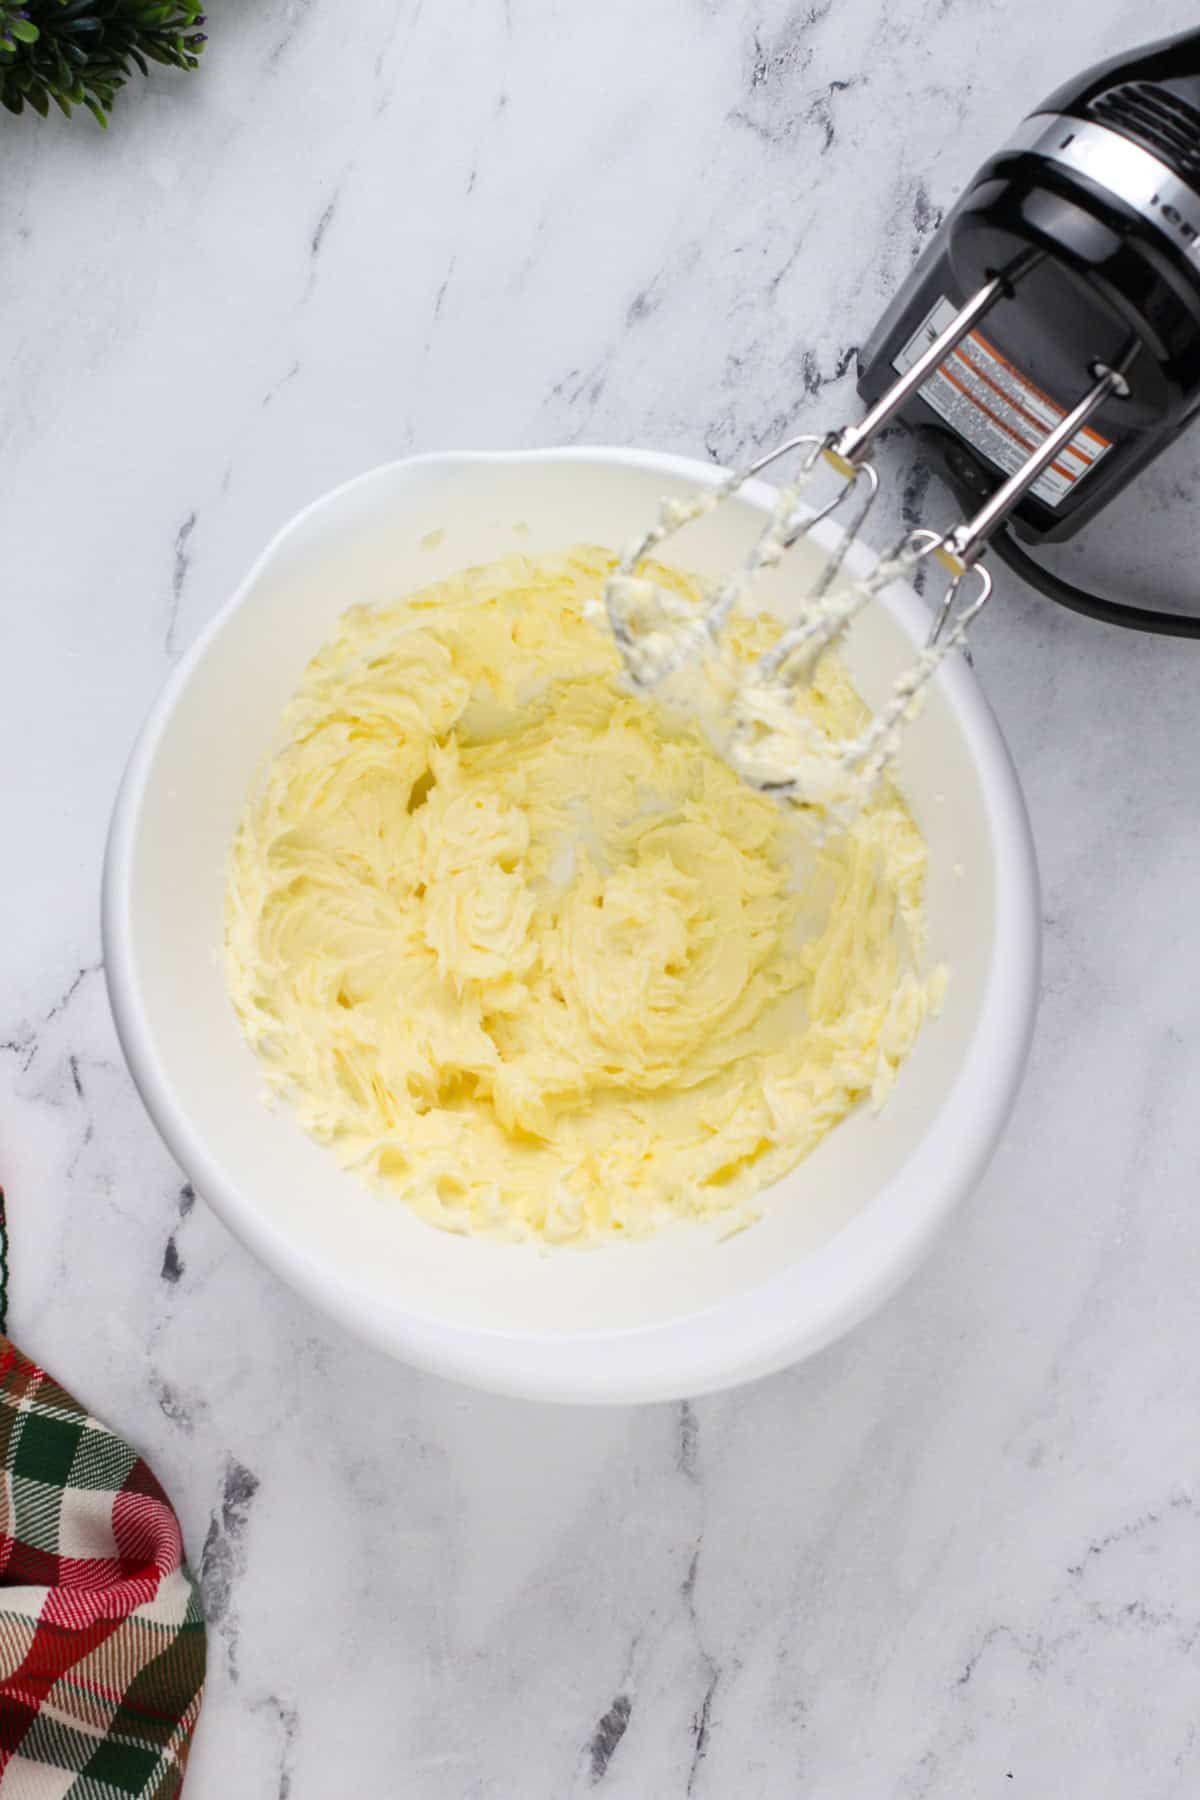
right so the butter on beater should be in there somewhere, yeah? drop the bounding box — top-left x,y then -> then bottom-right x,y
224,546 -> 943,1243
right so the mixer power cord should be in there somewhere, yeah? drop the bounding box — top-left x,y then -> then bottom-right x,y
987,526 -> 1200,639
936,443 -> 1200,639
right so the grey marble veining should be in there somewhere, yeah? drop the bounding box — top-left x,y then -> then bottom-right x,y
3,1 -> 1200,1794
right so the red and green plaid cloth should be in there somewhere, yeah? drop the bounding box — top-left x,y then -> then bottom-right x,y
0,1195 -> 206,1796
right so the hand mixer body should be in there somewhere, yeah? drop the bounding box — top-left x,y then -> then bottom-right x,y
858,29 -> 1200,553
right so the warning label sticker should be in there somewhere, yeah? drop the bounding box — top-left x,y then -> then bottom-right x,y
893,296 -> 1112,508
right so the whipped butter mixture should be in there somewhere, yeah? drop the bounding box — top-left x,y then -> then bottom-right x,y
225,546 -> 944,1243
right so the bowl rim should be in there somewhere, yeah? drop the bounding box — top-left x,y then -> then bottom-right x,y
102,445 -> 1041,1404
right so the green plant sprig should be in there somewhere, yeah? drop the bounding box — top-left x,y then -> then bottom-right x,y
0,1 -> 207,127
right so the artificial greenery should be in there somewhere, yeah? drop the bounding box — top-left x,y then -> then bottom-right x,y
0,1 -> 206,126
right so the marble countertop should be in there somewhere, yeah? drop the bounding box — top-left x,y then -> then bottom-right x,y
4,0 -> 1200,1793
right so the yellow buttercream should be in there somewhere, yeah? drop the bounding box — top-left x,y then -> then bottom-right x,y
224,546 -> 943,1242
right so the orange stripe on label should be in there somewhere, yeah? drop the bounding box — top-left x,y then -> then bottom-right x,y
965,330 -> 1112,451
952,347 -> 1096,466
936,366 -> 1078,483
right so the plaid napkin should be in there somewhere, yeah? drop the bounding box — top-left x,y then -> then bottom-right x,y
0,1194 -> 206,1797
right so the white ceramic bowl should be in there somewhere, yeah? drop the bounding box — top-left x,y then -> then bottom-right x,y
103,448 -> 1039,1404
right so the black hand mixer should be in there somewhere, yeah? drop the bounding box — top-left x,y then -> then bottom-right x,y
604,27 -> 1200,801
860,24 -> 1200,638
